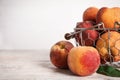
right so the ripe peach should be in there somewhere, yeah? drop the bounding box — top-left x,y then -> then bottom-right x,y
96,31 -> 120,62
68,46 -> 100,76
50,40 -> 74,69
75,21 -> 99,46
96,7 -> 120,28
83,7 -> 99,22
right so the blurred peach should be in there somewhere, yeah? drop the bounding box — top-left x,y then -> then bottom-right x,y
83,7 -> 99,22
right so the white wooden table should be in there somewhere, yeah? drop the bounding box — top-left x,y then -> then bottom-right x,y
0,50 -> 120,80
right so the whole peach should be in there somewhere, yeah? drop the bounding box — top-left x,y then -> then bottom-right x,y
96,7 -> 120,28
96,31 -> 120,62
50,40 -> 74,69
68,46 -> 100,76
83,7 -> 99,22
75,21 -> 99,46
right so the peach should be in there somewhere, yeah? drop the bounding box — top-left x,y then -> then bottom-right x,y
83,7 -> 99,22
96,7 -> 120,28
68,46 -> 100,76
75,21 -> 99,46
96,31 -> 120,62
50,40 -> 74,69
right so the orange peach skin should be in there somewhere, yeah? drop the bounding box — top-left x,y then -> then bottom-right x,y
96,31 -> 120,62
68,46 -> 100,76
83,7 -> 99,22
96,7 -> 120,28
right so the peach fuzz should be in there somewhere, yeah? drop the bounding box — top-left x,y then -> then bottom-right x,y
68,46 -> 100,76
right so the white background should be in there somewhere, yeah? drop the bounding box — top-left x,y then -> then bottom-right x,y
0,0 -> 120,50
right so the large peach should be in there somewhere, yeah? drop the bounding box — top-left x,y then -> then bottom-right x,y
68,46 -> 100,76
50,40 -> 74,69
83,7 -> 99,22
96,7 -> 120,28
96,31 -> 120,63
75,21 -> 99,46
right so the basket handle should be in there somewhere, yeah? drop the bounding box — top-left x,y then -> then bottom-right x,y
64,22 -> 103,40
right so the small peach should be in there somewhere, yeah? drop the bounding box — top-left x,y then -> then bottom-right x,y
83,7 -> 99,22
50,40 -> 74,69
75,21 -> 99,46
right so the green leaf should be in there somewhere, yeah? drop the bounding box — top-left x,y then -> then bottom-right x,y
97,65 -> 120,77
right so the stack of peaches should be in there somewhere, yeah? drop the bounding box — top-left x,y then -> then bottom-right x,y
50,7 -> 120,76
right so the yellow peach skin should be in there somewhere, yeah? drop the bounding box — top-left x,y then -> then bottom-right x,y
96,31 -> 120,62
68,46 -> 100,76
96,7 -> 120,28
